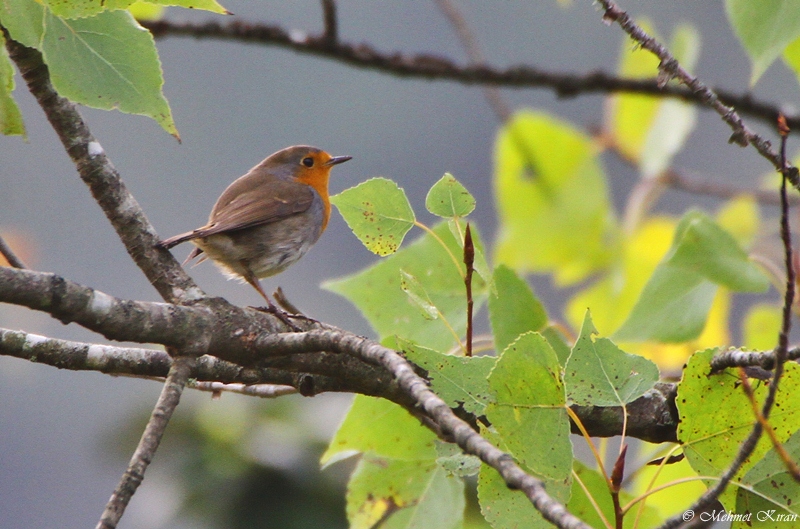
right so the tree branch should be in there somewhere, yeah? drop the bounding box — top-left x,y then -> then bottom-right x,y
252,329 -> 593,528
710,346 -> 800,373
0,326 -> 679,443
596,0 -> 799,187
0,234 -> 27,268
96,355 -> 194,529
139,18 -> 800,132
319,0 -> 338,46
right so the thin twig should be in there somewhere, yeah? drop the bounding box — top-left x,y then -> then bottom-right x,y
610,445 -> 628,529
662,167 -> 799,206
319,0 -> 338,46
190,380 -> 298,398
710,346 -> 800,373
738,368 -> 800,482
433,0 -> 511,121
463,223 -> 474,357
0,233 -> 27,268
96,355 -> 195,529
596,0 -> 797,187
139,18 -> 800,132
658,114 -> 796,529
776,115 -> 796,369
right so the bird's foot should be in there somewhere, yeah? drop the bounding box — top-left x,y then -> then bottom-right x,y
251,304 -> 303,332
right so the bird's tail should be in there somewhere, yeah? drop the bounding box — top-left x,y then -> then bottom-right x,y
156,231 -> 197,250
156,232 -> 206,265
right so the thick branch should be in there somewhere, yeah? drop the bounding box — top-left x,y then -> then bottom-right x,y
0,327 -> 680,443
0,266 -> 316,362
2,326 -> 672,445
253,331 -> 589,527
139,18 -> 800,131
3,32 -> 199,305
0,266 -> 213,351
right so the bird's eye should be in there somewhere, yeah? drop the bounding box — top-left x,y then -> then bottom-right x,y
302,157 -> 314,167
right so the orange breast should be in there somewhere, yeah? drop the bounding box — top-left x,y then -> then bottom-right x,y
296,167 -> 332,232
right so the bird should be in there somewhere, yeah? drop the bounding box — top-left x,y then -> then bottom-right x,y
157,145 -> 351,322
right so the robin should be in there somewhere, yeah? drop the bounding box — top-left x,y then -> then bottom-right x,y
157,145 -> 351,321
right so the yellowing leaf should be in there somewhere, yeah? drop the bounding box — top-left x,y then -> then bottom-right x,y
45,0 -> 228,19
742,303 -> 782,351
783,35 -> 800,86
606,21 -> 699,178
347,457 -> 464,529
566,216 -> 675,334
128,1 -> 165,21
614,211 -> 768,343
716,195 -> 760,249
494,111 -> 618,284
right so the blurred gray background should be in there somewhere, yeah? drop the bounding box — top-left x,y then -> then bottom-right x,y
1,1 -> 798,528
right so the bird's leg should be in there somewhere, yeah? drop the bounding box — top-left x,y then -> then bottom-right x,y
273,287 -> 319,325
241,268 -> 301,331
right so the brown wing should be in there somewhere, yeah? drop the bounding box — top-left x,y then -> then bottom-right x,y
189,179 -> 315,238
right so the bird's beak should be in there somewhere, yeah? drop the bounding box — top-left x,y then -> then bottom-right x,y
325,155 -> 352,166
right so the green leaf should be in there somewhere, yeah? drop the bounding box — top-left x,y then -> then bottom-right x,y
477,461 -> 566,529
331,177 -> 416,256
435,441 -> 481,477
735,429 -> 800,524
476,426 -> 571,529
486,332 -> 572,482
347,456 -> 464,529
321,396 -> 437,467
0,0 -> 45,48
541,325 -> 572,366
565,310 -> 659,406
488,265 -> 547,355
399,269 -> 439,320
678,348 -> 800,510
0,34 -> 25,137
494,111 -> 618,284
726,0 -> 800,84
614,211 -> 769,342
44,0 -> 229,19
568,461 -> 661,529
426,173 -> 476,218
324,222 -> 485,352
41,9 -> 178,137
402,340 -> 495,416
